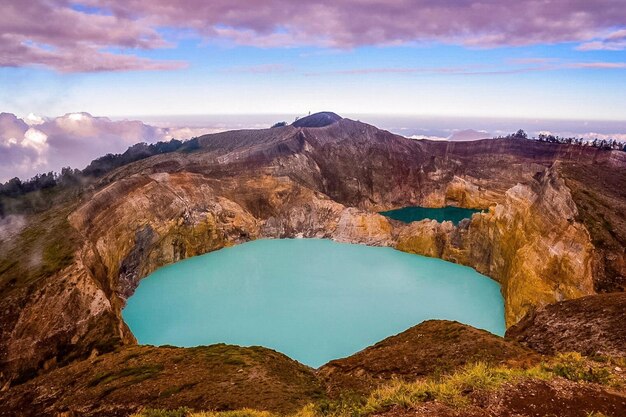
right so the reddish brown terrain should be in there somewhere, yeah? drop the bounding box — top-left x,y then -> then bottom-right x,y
506,292 -> 626,357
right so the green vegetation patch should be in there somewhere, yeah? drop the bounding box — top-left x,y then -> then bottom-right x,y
134,408 -> 191,417
159,382 -> 199,398
543,352 -> 613,385
361,362 -> 551,412
0,204 -> 80,295
133,409 -> 275,417
88,364 -> 165,388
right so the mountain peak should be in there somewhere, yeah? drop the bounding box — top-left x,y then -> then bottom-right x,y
292,112 -> 342,128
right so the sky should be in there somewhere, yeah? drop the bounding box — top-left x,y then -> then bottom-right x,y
1,0 -> 626,180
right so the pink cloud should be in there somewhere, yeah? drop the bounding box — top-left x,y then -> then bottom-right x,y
0,39 -> 187,72
0,113 -> 47,180
577,29 -> 626,51
303,65 -> 550,76
0,112 -> 189,181
94,0 -> 626,49
0,0 -> 184,72
303,59 -> 626,77
223,63 -> 293,74
2,1 -> 626,72
568,62 -> 626,69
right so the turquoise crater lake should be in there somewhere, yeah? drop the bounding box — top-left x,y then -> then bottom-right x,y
123,239 -> 505,368
380,206 -> 483,225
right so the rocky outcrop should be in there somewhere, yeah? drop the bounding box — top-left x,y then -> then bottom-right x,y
68,171 -> 394,305
1,261 -> 130,387
292,111 -> 342,128
319,320 -> 538,396
561,163 -> 626,293
396,164 -> 596,326
506,293 -> 626,358
421,176 -> 502,208
0,344 -> 323,416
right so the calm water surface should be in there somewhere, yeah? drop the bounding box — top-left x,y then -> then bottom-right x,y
123,239 -> 505,368
380,206 -> 483,225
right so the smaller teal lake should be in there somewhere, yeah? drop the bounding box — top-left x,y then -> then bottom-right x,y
380,206 -> 483,225
123,239 -> 505,368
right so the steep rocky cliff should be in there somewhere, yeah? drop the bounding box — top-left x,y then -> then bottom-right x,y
0,114 -> 623,388
396,164 -> 596,325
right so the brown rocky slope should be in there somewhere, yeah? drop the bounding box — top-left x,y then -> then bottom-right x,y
1,320 -> 624,417
506,292 -> 626,358
319,320 -> 539,396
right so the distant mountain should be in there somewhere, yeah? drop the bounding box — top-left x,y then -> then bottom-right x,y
292,111 -> 342,128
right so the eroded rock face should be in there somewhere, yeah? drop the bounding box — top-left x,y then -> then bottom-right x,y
561,163 -> 626,293
0,118 -> 622,386
69,172 -> 261,300
2,262 -> 127,385
396,164 -> 596,326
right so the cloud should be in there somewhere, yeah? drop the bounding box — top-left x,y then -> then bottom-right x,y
305,67 -> 467,76
223,63 -> 293,74
0,113 -> 47,180
529,130 -> 626,142
0,215 -> 26,241
409,129 -> 491,141
98,1 -> 626,50
24,113 -> 44,126
0,112 -> 210,182
2,1 -> 626,72
577,29 -> 626,51
567,62 -> 626,69
0,0 -> 185,72
578,132 -> 626,142
507,58 -> 559,65
304,60 -> 626,77
448,129 -> 491,141
409,135 -> 448,141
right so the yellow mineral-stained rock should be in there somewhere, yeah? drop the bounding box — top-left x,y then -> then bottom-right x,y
444,176 -> 502,208
333,208 -> 394,246
396,165 -> 595,326
395,219 -> 454,258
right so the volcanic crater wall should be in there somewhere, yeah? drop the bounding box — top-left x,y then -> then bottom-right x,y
0,119 -> 620,387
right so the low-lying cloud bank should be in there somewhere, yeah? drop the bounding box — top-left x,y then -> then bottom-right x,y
410,129 -> 491,142
0,112 -> 215,182
408,128 -> 626,143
